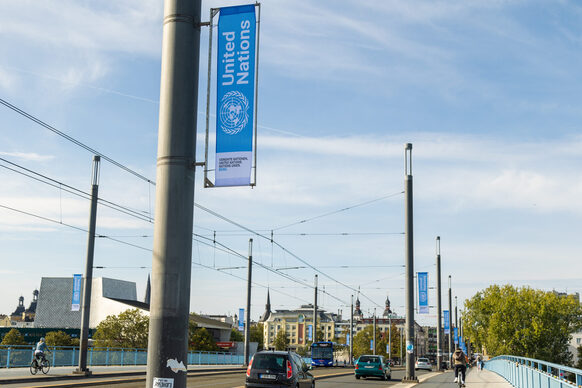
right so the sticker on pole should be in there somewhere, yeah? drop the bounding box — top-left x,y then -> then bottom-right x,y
153,377 -> 174,388
406,341 -> 414,354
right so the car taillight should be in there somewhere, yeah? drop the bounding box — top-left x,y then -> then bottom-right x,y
379,364 -> 383,370
355,364 -> 359,370
246,356 -> 253,377
286,359 -> 293,379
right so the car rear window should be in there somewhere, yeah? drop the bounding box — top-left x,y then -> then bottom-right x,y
418,358 -> 429,362
252,354 -> 287,371
359,356 -> 380,363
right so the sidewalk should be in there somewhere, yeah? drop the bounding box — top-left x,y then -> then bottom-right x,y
390,368 -> 514,388
466,368 -> 514,388
0,364 -> 244,385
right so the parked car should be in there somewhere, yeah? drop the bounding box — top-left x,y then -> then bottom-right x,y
415,357 -> 432,371
246,350 -> 315,388
354,355 -> 391,381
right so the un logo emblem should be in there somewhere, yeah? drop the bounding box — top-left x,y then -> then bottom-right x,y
219,91 -> 249,135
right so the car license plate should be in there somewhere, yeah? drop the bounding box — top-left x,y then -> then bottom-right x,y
365,366 -> 374,368
260,374 -> 277,379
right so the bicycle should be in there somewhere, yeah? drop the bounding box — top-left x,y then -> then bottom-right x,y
30,353 -> 50,375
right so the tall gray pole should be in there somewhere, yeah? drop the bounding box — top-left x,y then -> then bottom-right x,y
388,314 -> 392,361
350,295 -> 354,365
455,296 -> 458,330
373,308 -> 376,355
146,0 -> 201,386
244,239 -> 253,366
404,143 -> 416,381
448,275 -> 453,367
76,156 -> 100,376
313,275 -> 318,343
436,236 -> 442,371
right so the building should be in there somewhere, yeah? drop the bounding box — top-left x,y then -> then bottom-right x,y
35,276 -> 149,329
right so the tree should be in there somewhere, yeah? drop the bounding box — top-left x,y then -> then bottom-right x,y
250,323 -> 264,350
353,325 -> 379,359
190,327 -> 218,351
45,331 -> 74,347
463,285 -> 582,364
230,328 -> 244,342
93,309 -> 149,349
1,328 -> 26,345
575,346 -> 582,369
273,330 -> 289,350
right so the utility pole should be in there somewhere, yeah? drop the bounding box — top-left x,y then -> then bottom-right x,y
75,155 -> 100,376
146,0 -> 201,386
313,275 -> 318,343
436,236 -> 442,371
244,239 -> 253,366
350,295 -> 354,365
404,143 -> 417,381
455,296 -> 458,330
373,308 -> 376,355
388,312 -> 392,361
448,275 -> 453,367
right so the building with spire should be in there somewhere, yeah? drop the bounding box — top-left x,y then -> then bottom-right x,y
383,295 -> 392,317
353,296 -> 363,320
10,296 -> 26,322
259,289 -> 271,322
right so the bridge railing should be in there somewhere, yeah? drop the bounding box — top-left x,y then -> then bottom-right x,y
486,355 -> 582,388
0,345 -> 246,368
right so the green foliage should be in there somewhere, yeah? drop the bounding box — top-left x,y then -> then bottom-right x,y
575,346 -> 582,369
1,328 -> 27,345
377,323 -> 401,359
273,330 -> 289,350
230,328 -> 244,342
45,331 -> 74,347
353,325 -> 377,359
250,323 -> 264,350
296,344 -> 310,356
315,327 -> 325,342
463,285 -> 582,364
190,327 -> 219,351
93,309 -> 149,349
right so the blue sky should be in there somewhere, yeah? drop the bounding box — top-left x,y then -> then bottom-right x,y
1,0 -> 582,326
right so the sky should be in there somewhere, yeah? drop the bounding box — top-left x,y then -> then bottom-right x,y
1,0 -> 582,327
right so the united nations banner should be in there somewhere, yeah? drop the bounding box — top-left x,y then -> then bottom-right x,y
215,5 -> 256,187
418,271 -> 429,314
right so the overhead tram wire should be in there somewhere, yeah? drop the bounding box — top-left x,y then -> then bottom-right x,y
0,98 -> 153,184
0,98 -> 382,308
272,191 -> 404,231
194,203 -> 381,308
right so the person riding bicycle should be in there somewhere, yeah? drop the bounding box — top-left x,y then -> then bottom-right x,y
453,346 -> 467,387
34,337 -> 50,366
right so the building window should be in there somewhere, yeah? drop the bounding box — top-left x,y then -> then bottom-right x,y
577,338 -> 581,345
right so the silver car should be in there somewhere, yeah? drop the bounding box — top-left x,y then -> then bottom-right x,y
415,357 -> 432,371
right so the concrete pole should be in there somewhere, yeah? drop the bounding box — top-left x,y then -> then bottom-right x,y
404,143 -> 416,381
313,275 -> 318,343
244,239 -> 253,366
350,295 -> 354,365
448,276 -> 453,368
146,0 -> 201,386
373,308 -> 376,355
76,156 -> 100,375
388,314 -> 392,360
436,236 -> 442,371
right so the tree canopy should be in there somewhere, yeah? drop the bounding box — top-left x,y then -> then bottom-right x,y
93,309 -> 149,349
273,330 -> 289,350
45,330 -> 76,347
463,285 -> 582,364
250,323 -> 264,350
230,328 -> 244,342
1,328 -> 26,345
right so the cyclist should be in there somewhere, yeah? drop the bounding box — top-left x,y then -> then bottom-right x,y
453,346 -> 467,387
34,337 -> 50,366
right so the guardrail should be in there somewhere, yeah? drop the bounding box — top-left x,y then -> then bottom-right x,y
0,345 -> 246,368
486,355 -> 582,388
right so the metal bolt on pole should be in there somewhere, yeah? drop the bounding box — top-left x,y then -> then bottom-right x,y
75,155 -> 100,376
146,0 -> 201,386
436,236 -> 442,371
313,275 -> 318,343
244,239 -> 253,366
404,143 -> 417,381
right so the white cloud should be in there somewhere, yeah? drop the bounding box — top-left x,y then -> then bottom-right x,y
0,151 -> 55,162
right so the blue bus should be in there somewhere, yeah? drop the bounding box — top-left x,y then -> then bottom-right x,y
311,341 -> 334,367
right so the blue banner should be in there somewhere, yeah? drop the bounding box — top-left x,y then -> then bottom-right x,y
71,274 -> 82,311
215,5 -> 256,187
444,310 -> 450,334
346,333 -> 350,346
418,272 -> 428,314
238,308 -> 245,331
370,339 -> 373,350
454,328 -> 458,344
308,325 -> 313,341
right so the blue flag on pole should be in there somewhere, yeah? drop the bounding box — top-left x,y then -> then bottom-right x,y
418,272 -> 429,314
308,325 -> 313,341
216,5 -> 256,187
454,328 -> 458,344
238,308 -> 245,331
444,310 -> 450,334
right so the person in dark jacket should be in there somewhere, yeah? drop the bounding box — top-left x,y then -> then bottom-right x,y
453,346 -> 467,386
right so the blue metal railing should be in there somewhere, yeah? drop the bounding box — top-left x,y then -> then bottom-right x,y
486,355 -> 582,388
0,345 -> 246,368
